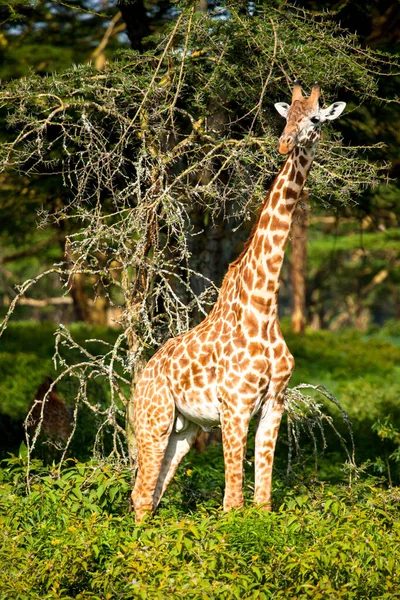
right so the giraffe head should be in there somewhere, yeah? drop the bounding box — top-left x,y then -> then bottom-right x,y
274,81 -> 346,155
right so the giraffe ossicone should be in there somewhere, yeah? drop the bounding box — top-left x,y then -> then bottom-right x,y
130,82 -> 346,523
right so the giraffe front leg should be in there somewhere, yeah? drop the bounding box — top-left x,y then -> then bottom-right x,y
221,401 -> 251,511
254,389 -> 286,509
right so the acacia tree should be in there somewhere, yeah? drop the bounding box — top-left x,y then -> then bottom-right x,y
0,2 -> 396,466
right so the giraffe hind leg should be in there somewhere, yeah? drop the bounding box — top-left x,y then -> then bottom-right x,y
131,389 -> 175,523
132,434 -> 172,523
153,420 -> 201,510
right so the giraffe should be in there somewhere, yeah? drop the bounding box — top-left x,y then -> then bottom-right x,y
131,81 -> 346,523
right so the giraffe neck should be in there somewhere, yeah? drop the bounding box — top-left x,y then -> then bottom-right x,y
235,145 -> 315,319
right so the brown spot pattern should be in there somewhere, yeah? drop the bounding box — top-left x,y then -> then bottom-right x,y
131,84 -> 328,523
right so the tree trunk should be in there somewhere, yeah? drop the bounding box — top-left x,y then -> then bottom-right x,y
68,272 -> 91,322
117,0 -> 151,53
290,189 -> 309,333
195,0 -> 208,13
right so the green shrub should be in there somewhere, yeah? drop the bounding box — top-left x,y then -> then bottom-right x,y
0,458 -> 399,599
0,352 -> 52,419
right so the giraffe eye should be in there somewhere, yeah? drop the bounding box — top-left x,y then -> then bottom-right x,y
310,116 -> 320,124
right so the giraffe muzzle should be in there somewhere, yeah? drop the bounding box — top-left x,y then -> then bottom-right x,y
278,135 -> 295,155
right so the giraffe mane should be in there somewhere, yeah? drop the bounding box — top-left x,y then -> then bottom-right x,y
229,203 -> 265,269
206,204 -> 266,319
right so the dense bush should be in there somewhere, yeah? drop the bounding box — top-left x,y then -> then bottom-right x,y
0,455 -> 399,599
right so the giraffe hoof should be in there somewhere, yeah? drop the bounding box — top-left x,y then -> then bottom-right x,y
133,502 -> 154,524
134,509 -> 153,524
223,499 -> 244,512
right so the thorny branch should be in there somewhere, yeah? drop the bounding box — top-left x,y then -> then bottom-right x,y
285,384 -> 357,485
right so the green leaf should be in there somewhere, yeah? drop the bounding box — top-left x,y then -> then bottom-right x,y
18,442 -> 28,460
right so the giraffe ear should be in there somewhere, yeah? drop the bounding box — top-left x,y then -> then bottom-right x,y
274,102 -> 290,118
319,102 -> 346,121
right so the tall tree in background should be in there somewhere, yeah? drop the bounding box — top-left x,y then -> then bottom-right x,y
290,190 -> 308,334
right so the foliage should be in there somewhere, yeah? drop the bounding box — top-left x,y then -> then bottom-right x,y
371,416 -> 400,485
0,0 -> 122,79
0,321 -> 123,462
1,454 -> 400,599
281,327 -> 400,479
0,321 -> 120,419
